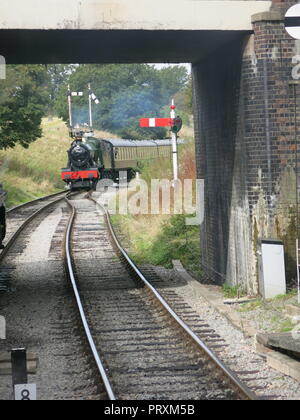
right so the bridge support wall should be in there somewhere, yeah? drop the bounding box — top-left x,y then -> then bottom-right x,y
193,3 -> 299,293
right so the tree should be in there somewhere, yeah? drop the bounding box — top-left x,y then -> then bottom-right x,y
109,84 -> 166,139
0,65 -> 49,149
54,63 -> 189,139
173,75 -> 193,125
157,66 -> 189,104
46,64 -> 76,114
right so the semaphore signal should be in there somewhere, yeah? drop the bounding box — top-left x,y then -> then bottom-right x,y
140,99 -> 182,182
67,84 -> 100,134
88,84 -> 100,130
140,118 -> 174,128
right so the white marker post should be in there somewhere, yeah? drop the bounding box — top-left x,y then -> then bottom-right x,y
14,384 -> 37,401
170,99 -> 179,182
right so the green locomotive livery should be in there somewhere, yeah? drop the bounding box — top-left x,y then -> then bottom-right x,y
61,135 -> 178,190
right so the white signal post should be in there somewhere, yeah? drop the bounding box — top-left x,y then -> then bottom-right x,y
67,85 -> 73,129
88,84 -> 100,131
88,83 -> 93,130
68,86 -> 83,129
139,100 -> 181,182
170,99 -> 179,182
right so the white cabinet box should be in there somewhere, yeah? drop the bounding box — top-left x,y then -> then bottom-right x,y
258,239 -> 286,299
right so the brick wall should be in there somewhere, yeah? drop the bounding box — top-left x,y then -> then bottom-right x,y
193,1 -> 300,293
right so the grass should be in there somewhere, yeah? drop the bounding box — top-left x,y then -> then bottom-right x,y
266,290 -> 297,302
0,118 -> 69,207
111,124 -> 202,277
238,300 -> 263,312
222,284 -> 247,299
238,291 -> 298,313
0,118 -> 116,207
278,319 -> 295,333
237,290 -> 299,333
112,212 -> 201,275
0,116 -> 201,276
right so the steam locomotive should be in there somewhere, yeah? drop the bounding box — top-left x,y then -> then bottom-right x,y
61,131 -> 176,191
61,87 -> 182,191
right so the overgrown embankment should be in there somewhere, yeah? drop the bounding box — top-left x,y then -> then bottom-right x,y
0,117 -> 201,276
111,126 -> 202,277
0,118 -> 119,208
0,118 -> 69,207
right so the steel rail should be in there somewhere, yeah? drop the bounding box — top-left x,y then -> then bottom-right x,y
90,195 -> 258,401
7,190 -> 66,214
0,192 -> 68,264
64,195 -> 116,401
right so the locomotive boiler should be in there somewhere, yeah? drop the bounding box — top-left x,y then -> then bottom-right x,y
61,132 -> 176,191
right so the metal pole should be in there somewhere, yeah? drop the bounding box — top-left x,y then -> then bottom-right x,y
88,83 -> 93,130
297,239 -> 300,305
295,85 -> 300,305
170,99 -> 178,182
292,82 -> 300,304
294,84 -> 299,239
68,85 -> 73,129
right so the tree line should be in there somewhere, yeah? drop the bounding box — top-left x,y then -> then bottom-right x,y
0,64 -> 192,149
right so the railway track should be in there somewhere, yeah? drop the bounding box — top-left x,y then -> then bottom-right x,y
0,192 -> 67,291
4,191 -> 66,252
65,192 -> 257,400
0,190 -> 259,399
0,191 -> 106,399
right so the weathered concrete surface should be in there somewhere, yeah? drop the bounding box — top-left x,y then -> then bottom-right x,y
256,332 -> 300,382
257,332 -> 300,357
267,351 -> 300,382
0,0 -> 272,63
0,0 -> 271,31
0,30 -> 249,64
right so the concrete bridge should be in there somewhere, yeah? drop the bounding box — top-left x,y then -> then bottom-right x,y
0,0 -> 299,293
0,0 -> 271,63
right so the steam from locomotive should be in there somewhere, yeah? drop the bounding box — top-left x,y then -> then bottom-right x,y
61,86 -> 177,191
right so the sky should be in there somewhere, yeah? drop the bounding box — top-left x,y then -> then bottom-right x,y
152,63 -> 191,74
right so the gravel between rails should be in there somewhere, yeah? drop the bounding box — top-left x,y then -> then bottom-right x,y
103,186 -> 300,401
139,265 -> 300,400
2,190 -> 298,400
70,194 -> 251,400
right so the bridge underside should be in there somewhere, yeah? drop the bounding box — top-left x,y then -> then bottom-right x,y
0,29 -> 246,64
